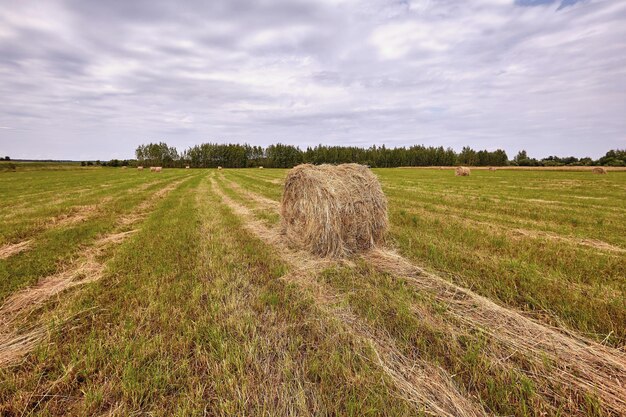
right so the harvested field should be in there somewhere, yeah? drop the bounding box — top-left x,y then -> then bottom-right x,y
0,166 -> 624,416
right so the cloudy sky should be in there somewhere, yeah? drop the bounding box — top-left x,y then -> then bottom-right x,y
1,0 -> 624,160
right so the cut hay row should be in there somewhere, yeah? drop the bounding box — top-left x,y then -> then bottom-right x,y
402,203 -> 625,254
0,173 -> 171,221
0,177 -> 175,260
0,179 -> 188,367
281,164 -> 388,257
399,166 -> 626,172
222,173 -> 626,415
222,176 -> 280,210
0,240 -> 31,260
382,184 -> 626,249
0,326 -> 47,368
367,249 -> 626,414
210,176 -> 486,417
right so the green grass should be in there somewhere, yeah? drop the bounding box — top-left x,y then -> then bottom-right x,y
0,167 -> 624,416
225,168 -> 626,347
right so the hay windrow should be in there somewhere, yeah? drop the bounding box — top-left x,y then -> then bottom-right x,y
281,164 -> 388,258
0,240 -> 32,260
211,176 -> 486,417
224,178 -> 626,415
0,178 -> 187,367
367,248 -> 626,414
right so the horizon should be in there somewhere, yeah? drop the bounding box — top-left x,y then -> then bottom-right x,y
1,141 -> 620,163
1,0 -> 625,160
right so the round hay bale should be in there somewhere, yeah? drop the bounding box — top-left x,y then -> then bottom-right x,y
281,163 -> 388,258
150,167 -> 156,172
137,166 -> 144,170
155,166 -> 162,173
592,166 -> 607,174
218,166 -> 223,170
455,166 -> 471,176
259,166 -> 264,169
185,165 -> 190,169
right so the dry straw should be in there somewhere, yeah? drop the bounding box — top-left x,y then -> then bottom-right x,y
137,166 -> 144,170
455,166 -> 471,176
592,166 -> 607,174
281,163 -> 388,258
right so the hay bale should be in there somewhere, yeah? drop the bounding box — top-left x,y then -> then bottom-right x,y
281,163 -> 388,258
455,166 -> 471,176
218,166 -> 223,170
592,166 -> 607,174
150,167 -> 156,172
155,166 -> 162,173
488,167 -> 496,171
259,166 -> 264,169
185,165 -> 190,169
137,166 -> 144,170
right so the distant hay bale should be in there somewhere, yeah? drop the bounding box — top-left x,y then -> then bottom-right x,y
154,166 -> 162,173
281,163 -> 388,258
121,166 -> 127,169
592,167 -> 607,174
488,167 -> 496,171
455,166 -> 471,176
137,166 -> 144,170
150,167 -> 156,172
218,166 -> 223,170
185,165 -> 190,169
259,166 -> 264,169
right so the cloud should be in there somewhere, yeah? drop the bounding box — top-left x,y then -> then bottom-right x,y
0,0 -> 624,160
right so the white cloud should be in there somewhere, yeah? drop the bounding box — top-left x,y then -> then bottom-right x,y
0,0 -> 624,159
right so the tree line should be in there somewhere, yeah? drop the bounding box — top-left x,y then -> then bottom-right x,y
94,142 -> 626,168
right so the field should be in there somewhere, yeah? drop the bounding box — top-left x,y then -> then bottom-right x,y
0,166 -> 624,416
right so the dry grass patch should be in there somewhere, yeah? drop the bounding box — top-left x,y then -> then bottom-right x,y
0,240 -> 32,260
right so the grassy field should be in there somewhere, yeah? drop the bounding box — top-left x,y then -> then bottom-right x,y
0,166 -> 624,416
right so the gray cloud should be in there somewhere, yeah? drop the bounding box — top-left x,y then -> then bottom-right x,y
0,0 -> 624,160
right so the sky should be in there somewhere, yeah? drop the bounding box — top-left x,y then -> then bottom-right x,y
0,0 -> 625,161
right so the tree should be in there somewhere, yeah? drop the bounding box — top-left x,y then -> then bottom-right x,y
513,150 -> 539,166
4,156 -> 9,161
136,142 -> 180,167
458,146 -> 478,166
266,144 -> 303,168
597,149 -> 626,166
